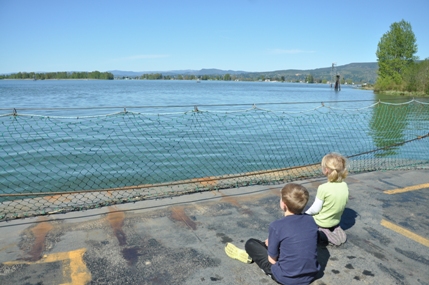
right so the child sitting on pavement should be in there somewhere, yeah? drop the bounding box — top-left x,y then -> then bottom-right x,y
305,152 -> 349,246
225,183 -> 320,285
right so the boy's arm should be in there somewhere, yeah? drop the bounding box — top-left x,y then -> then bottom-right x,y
265,239 -> 277,264
305,197 -> 323,215
268,255 -> 277,264
267,225 -> 280,264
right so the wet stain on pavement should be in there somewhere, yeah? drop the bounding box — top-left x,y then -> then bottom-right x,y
84,234 -> 221,285
216,233 -> 233,244
345,263 -> 354,269
362,270 -> 375,277
378,178 -> 401,188
121,246 -> 142,266
210,274 -> 223,281
331,269 -> 340,274
364,227 -> 392,245
106,207 -> 126,246
115,230 -> 127,246
170,206 -> 197,230
374,251 -> 386,260
25,220 -> 53,261
237,217 -> 269,232
379,198 -> 394,208
395,247 -> 429,265
349,236 -> 387,261
106,207 -> 146,266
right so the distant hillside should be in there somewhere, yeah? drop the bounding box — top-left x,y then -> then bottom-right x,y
108,68 -> 248,77
108,70 -> 197,77
242,62 -> 378,83
184,68 -> 248,76
108,62 -> 378,83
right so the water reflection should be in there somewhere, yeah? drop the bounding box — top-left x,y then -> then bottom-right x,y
369,91 -> 429,158
369,102 -> 408,157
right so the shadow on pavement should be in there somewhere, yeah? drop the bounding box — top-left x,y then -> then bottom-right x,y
313,246 -> 331,282
340,208 -> 359,230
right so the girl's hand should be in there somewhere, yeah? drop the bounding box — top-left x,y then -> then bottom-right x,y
265,239 -> 268,246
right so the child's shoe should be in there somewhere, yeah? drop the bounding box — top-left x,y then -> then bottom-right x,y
225,243 -> 252,263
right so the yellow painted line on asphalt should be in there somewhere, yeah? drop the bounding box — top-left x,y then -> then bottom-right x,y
381,219 -> 429,247
384,183 -> 429,194
4,248 -> 91,285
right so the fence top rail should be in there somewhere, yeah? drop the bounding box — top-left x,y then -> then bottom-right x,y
1,99 -> 428,119
1,98 -> 427,112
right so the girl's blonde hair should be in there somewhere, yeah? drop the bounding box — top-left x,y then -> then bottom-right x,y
321,153 -> 348,182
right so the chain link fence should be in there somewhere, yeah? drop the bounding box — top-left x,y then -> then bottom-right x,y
1,100 -> 428,221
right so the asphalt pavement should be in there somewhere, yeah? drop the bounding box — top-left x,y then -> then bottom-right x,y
0,169 -> 428,285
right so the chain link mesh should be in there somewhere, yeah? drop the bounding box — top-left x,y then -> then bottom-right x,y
1,100 -> 428,220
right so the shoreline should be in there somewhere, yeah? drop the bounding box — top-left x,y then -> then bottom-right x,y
0,78 -> 110,81
375,90 -> 428,97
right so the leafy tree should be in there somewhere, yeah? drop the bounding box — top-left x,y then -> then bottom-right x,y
403,58 -> 429,94
376,20 -> 418,89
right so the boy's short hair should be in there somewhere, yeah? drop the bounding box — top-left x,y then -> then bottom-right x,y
321,152 -> 348,182
281,183 -> 309,214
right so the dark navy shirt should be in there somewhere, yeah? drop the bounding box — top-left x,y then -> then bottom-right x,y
268,214 -> 320,285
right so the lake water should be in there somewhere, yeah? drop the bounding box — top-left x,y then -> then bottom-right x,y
0,79 -> 402,114
1,80 -> 428,198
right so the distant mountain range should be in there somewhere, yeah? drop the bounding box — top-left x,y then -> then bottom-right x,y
246,62 -> 378,83
108,68 -> 248,77
0,62 -> 378,83
108,62 -> 378,83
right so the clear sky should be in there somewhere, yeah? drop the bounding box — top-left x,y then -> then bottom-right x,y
1,0 -> 428,74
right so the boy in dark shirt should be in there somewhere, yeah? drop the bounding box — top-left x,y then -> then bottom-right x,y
225,183 -> 320,285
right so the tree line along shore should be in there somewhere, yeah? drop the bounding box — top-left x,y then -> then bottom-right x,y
0,71 -> 114,80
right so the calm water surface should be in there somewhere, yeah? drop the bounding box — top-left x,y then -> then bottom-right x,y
0,79 -> 394,114
0,80 -> 428,196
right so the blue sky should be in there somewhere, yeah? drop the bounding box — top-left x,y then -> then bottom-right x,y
1,0 -> 428,73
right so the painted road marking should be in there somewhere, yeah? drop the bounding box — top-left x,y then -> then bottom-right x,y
3,248 -> 91,285
384,183 -> 429,194
381,219 -> 429,247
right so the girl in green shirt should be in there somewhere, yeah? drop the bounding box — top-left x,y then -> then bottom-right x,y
305,153 -> 349,246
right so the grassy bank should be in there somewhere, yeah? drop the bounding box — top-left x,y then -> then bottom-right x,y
375,90 -> 428,97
